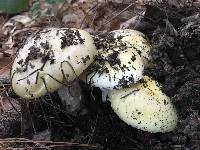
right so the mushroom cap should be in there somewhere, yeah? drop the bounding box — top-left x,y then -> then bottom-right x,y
82,32 -> 144,89
108,76 -> 178,133
11,28 -> 97,99
111,29 -> 152,66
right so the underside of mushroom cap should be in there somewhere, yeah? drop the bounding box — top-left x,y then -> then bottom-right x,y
83,32 -> 144,89
108,76 -> 178,133
11,28 -> 97,99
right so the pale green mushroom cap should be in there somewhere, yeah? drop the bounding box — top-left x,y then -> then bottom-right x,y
11,28 -> 97,99
111,29 -> 152,67
83,46 -> 144,89
81,31 -> 145,90
108,76 -> 178,133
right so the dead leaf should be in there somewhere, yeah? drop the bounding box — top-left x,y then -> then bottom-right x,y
3,15 -> 31,29
3,14 -> 32,36
4,36 -> 14,49
0,97 -> 20,114
0,52 -> 3,59
0,57 -> 13,79
62,14 -> 81,25
120,10 -> 146,29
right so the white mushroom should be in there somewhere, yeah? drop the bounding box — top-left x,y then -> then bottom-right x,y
81,31 -> 145,101
111,29 -> 152,66
108,76 -> 178,133
11,28 -> 97,99
82,32 -> 144,90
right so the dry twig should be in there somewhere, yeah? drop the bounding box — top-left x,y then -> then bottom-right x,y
0,138 -> 99,149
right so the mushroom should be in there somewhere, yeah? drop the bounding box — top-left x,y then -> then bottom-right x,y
81,31 -> 144,101
11,28 -> 97,99
108,76 -> 178,133
110,29 -> 152,67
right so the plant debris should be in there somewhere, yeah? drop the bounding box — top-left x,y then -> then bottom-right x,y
0,0 -> 200,150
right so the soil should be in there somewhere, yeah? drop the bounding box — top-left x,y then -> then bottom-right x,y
0,2 -> 200,150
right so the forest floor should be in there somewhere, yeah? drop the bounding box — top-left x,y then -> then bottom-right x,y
0,0 -> 199,149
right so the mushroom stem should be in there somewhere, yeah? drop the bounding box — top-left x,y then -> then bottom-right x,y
58,80 -> 83,115
100,87 -> 109,102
